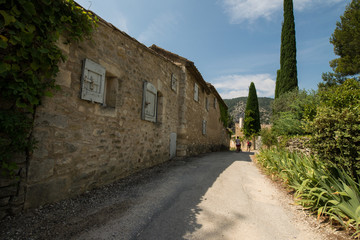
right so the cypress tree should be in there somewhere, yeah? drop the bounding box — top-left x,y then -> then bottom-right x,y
244,82 -> 261,137
276,0 -> 298,99
275,69 -> 281,99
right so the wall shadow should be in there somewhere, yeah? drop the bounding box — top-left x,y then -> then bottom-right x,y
0,151 -> 256,240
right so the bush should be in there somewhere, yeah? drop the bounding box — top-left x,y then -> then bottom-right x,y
272,89 -> 318,136
259,128 -> 278,148
272,111 -> 304,136
307,79 -> 360,179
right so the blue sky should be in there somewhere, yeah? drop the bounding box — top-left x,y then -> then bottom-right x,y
75,0 -> 350,99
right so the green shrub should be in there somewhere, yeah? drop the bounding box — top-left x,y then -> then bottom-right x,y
272,89 -> 318,136
272,111 -> 304,136
307,79 -> 360,179
259,128 -> 278,148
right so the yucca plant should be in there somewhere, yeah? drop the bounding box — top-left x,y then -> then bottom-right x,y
256,148 -> 360,237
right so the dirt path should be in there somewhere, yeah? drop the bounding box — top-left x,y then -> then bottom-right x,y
0,151 -> 349,240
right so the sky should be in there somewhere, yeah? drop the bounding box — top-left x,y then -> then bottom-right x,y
75,0 -> 351,99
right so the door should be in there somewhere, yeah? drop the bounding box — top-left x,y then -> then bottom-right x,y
169,133 -> 177,159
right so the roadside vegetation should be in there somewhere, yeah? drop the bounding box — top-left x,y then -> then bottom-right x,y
257,149 -> 360,238
257,0 -> 360,238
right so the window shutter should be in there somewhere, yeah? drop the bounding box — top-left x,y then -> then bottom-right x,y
171,74 -> 177,92
194,83 -> 199,102
81,59 -> 106,104
202,120 -> 207,135
142,82 -> 157,122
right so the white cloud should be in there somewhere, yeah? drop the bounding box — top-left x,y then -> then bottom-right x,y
137,13 -> 179,45
213,73 -> 275,99
222,0 -> 282,24
221,0 -> 344,24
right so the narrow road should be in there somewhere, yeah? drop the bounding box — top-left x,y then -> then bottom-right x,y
1,151 -> 342,240
76,151 -> 328,240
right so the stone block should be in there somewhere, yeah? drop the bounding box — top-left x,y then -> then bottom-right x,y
38,113 -> 69,129
0,207 -> 9,219
27,159 -> 54,183
31,146 -> 49,159
56,35 -> 70,54
24,177 -> 70,209
0,177 -> 18,188
0,184 -> 17,198
55,68 -> 72,88
10,194 -> 24,206
0,197 -> 10,207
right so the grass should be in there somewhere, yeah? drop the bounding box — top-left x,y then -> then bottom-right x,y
256,148 -> 360,238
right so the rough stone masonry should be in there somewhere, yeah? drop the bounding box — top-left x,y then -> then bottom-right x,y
0,10 -> 229,218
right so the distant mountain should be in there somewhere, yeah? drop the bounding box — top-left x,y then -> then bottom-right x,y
223,97 -> 274,125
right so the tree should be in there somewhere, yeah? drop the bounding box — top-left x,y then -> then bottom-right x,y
330,0 -> 360,76
276,0 -> 298,99
321,0 -> 360,87
244,82 -> 261,137
275,69 -> 281,99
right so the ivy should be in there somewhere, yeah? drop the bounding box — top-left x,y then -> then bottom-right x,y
219,101 -> 230,128
0,0 -> 97,176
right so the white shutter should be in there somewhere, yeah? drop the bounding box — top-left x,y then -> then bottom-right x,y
194,83 -> 199,102
171,74 -> 177,92
202,120 -> 207,135
81,59 -> 106,104
142,82 -> 157,122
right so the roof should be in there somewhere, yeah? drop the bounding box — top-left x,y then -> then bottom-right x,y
150,44 -> 227,109
76,2 -> 227,109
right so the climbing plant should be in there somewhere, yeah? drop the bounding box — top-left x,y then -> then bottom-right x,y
0,0 -> 97,176
219,101 -> 230,128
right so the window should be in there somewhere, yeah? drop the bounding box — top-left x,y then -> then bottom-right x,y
142,82 -> 157,123
104,76 -> 117,108
205,97 -> 209,111
81,59 -> 106,104
194,83 -> 199,102
214,98 -> 217,109
171,74 -> 177,92
202,120 -> 207,135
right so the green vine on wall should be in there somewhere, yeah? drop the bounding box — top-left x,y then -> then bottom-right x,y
0,0 -> 97,176
219,101 -> 230,129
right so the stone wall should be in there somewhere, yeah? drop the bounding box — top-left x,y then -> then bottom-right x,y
285,137 -> 311,155
0,15 -> 229,216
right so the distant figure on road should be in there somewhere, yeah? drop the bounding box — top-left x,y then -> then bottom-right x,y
235,137 -> 241,152
247,141 -> 252,152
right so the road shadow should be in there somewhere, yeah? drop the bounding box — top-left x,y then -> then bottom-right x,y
0,150 -> 256,240
135,150 -> 254,240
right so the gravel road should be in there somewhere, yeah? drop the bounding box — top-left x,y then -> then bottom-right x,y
0,151 -> 349,240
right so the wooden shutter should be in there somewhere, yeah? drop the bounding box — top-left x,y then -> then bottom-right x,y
81,59 -> 106,104
142,82 -> 157,122
171,74 -> 177,92
202,120 -> 207,135
194,83 -> 199,102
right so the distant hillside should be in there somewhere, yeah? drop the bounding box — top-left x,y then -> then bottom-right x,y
223,97 -> 274,125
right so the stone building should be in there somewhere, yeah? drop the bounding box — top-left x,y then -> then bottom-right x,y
0,12 -> 229,217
